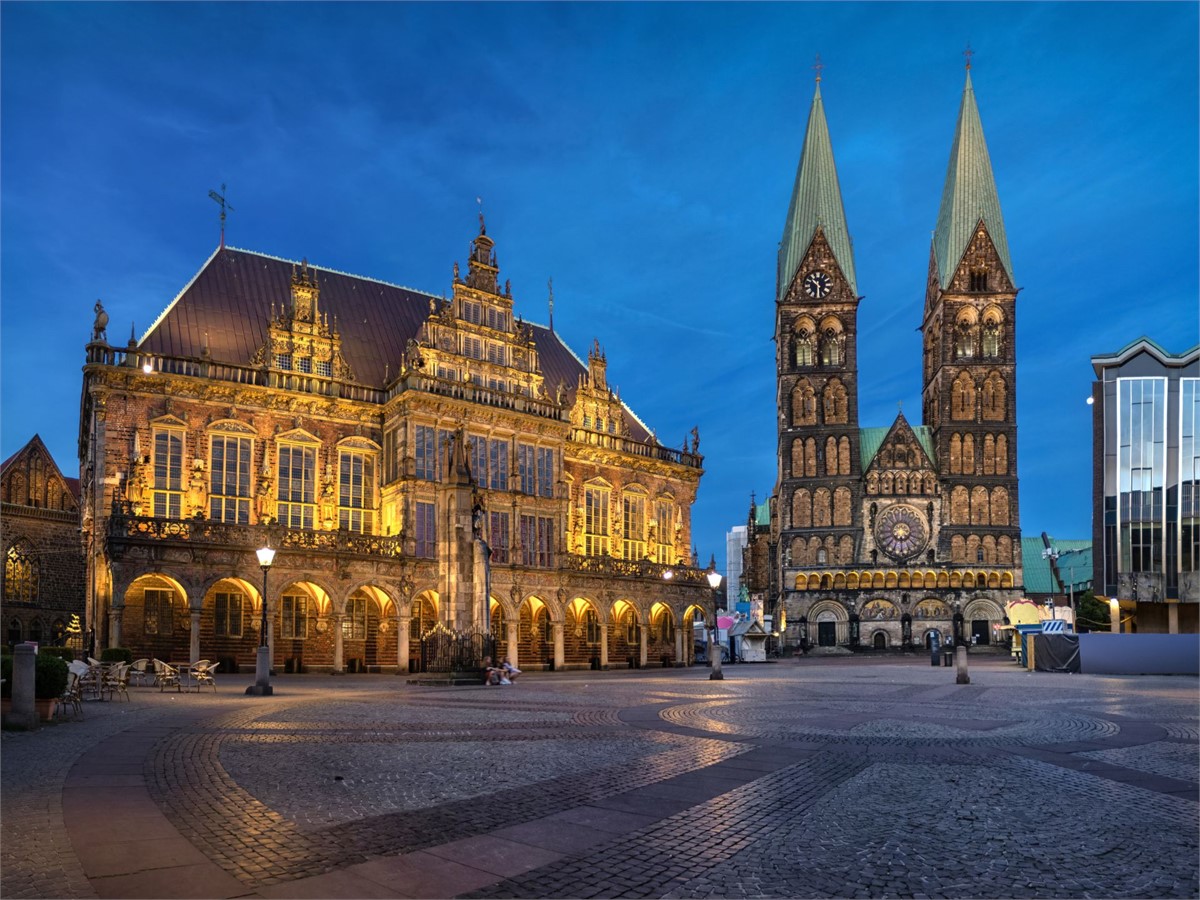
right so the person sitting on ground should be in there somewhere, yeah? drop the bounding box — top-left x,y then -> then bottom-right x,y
501,658 -> 521,682
482,656 -> 502,686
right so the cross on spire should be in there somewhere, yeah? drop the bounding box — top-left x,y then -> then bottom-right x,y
963,42 -> 974,71
812,53 -> 824,84
208,184 -> 233,249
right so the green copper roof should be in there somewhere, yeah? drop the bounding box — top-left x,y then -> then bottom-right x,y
1021,538 -> 1092,594
755,500 -> 770,527
932,71 -> 1014,290
778,82 -> 857,300
859,424 -> 936,470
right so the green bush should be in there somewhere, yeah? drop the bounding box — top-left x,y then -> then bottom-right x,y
100,647 -> 133,665
41,646 -> 75,663
35,654 -> 69,699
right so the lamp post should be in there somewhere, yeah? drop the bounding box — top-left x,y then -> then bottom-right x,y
246,545 -> 275,696
706,559 -> 723,681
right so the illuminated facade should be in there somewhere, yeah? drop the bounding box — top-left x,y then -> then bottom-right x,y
749,68 -> 1024,652
1,435 -> 86,649
1091,337 -> 1200,631
80,219 -> 709,673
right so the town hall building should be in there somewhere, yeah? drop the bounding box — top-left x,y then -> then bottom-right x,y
79,218 -> 711,674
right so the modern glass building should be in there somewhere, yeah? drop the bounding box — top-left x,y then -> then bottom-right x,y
1092,337 -> 1200,632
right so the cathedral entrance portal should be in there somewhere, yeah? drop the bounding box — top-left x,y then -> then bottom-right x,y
817,621 -> 837,647
971,619 -> 990,645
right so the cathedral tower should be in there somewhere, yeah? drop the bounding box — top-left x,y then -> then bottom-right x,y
775,74 -> 863,580
921,67 -> 1022,583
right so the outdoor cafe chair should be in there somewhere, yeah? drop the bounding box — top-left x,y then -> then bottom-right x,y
128,658 -> 152,686
55,672 -> 84,719
155,660 -> 181,692
102,662 -> 130,701
73,659 -> 102,701
192,660 -> 219,692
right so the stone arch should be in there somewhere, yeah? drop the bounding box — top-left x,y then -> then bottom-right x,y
949,434 -> 962,474
792,379 -> 817,426
970,486 -> 990,525
996,434 -> 1008,475
951,372 -> 976,421
982,371 -> 1006,421
991,487 -> 1010,526
819,316 -> 845,367
838,436 -> 851,475
792,488 -> 812,528
794,316 -> 817,367
837,534 -> 854,564
951,486 -> 969,524
564,596 -> 604,666
813,489 -> 832,527
823,379 -> 848,425
951,534 -> 966,562
998,535 -> 1013,565
955,307 -> 979,359
833,487 -> 852,526
962,433 -> 975,474
804,438 -> 818,477
3,537 -> 38,603
608,598 -> 643,666
825,437 -> 838,476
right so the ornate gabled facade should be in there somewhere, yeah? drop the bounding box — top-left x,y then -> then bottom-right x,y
80,218 -> 709,674
751,66 -> 1024,653
1,435 -> 86,649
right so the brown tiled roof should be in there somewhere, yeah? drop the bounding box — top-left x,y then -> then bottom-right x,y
139,247 -> 652,442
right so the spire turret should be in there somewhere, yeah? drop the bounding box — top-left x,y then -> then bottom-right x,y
931,70 -> 1014,289
778,77 -> 857,301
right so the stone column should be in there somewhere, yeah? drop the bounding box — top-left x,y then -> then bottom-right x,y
1168,601 -> 1179,635
1110,598 -> 1120,633
599,625 -> 609,670
639,624 -> 648,668
108,606 -> 123,650
189,610 -> 201,663
5,643 -> 39,730
397,616 -> 410,674
674,626 -> 684,667
333,614 -> 345,674
552,622 -> 564,671
506,621 -> 520,670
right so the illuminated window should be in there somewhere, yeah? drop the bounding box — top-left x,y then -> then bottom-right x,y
414,501 -> 436,558
469,435 -> 488,485
414,426 -> 437,481
584,485 -> 611,556
489,511 -> 510,564
488,439 -> 509,491
144,589 -> 175,635
623,491 -> 647,560
214,591 -> 244,637
209,435 -> 252,524
151,427 -> 185,518
297,357 -> 312,374
536,448 -> 555,498
277,444 -> 316,529
518,444 -> 536,494
3,540 -> 37,603
463,336 -> 483,359
342,596 -> 367,640
520,515 -> 554,567
315,360 -> 332,378
274,352 -> 293,370
654,500 -> 674,563
584,608 -> 601,644
281,594 -> 309,639
461,300 -> 481,324
339,449 -> 376,533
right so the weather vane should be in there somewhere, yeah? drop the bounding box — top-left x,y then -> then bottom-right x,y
813,54 -> 824,84
208,184 -> 233,249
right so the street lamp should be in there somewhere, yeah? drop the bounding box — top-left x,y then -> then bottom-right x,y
706,557 -> 723,681
246,545 -> 275,696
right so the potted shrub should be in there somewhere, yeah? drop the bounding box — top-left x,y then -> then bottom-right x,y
100,647 -> 133,665
35,654 -> 69,720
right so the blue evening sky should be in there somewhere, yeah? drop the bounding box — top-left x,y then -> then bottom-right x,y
2,2 -> 1197,574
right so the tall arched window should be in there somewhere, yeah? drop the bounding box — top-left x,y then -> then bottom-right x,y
792,489 -> 812,528
952,373 -> 976,421
795,329 -> 815,367
3,540 -> 37,603
982,320 -> 1001,357
982,372 -> 1007,421
792,380 -> 817,426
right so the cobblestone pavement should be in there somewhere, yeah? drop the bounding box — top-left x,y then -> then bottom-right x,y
2,657 -> 1196,899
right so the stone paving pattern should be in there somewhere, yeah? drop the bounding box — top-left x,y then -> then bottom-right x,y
2,656 -> 1196,899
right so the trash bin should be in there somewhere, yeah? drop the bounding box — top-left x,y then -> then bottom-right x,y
942,648 -> 954,667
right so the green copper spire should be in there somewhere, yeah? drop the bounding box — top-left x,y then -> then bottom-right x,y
778,80 -> 857,301
932,70 -> 1015,289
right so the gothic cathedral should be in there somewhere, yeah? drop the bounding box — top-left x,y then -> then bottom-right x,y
759,65 -> 1023,652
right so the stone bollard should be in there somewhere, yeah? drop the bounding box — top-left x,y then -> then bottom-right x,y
955,645 -> 970,685
6,643 -> 40,730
